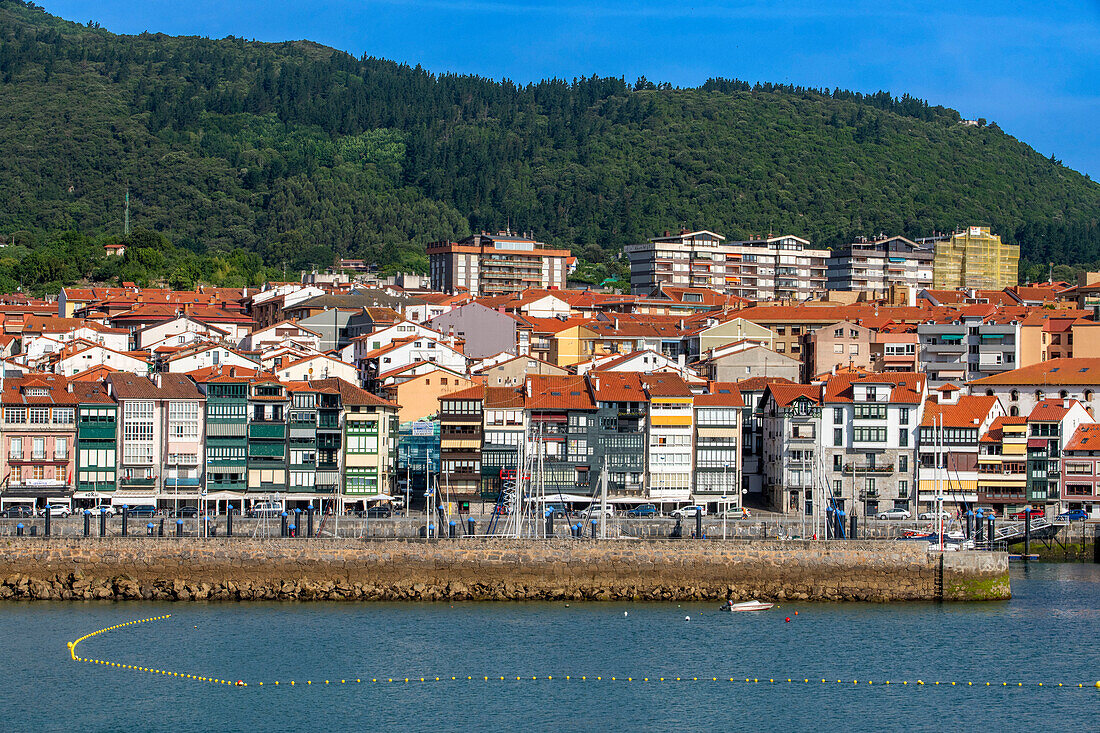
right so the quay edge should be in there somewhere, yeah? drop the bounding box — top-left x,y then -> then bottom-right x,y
0,538 -> 1010,603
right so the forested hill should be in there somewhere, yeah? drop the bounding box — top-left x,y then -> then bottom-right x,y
1,0 -> 1099,293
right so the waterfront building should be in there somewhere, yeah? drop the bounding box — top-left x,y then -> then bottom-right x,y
917,393 -> 1003,513
759,383 -> 823,514
397,419 -> 440,500
623,229 -> 828,301
479,386 -> 527,503
0,374 -> 77,510
316,377 -> 399,509
734,376 -> 794,498
588,372 -> 649,499
819,372 -> 927,519
438,385 -> 485,506
639,373 -> 695,501
1059,423 -> 1100,518
72,382 -> 118,505
825,236 -> 933,294
967,358 -> 1100,419
245,378 -> 290,496
108,373 -> 205,508
977,416 -> 1029,515
1023,398 -> 1093,510
926,226 -> 1019,290
427,232 -> 570,296
194,368 -> 250,497
523,374 -> 599,496
692,383 -> 743,511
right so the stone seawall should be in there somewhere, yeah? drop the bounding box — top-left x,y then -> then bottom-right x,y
0,538 -> 1010,602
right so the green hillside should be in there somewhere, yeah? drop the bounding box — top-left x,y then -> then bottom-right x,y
0,0 -> 1098,293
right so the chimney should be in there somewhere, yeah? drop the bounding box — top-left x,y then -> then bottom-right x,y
593,376 -> 600,392
614,317 -> 619,329
153,373 -> 161,388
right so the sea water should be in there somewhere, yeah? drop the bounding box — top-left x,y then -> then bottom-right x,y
2,563 -> 1098,732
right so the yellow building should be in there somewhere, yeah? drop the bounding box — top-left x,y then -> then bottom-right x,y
931,226 -> 1019,289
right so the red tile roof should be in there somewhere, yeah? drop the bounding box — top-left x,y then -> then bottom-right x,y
968,358 -> 1100,386
525,375 -> 596,411
1064,423 -> 1100,451
920,396 -> 998,428
1027,398 -> 1081,422
695,382 -> 746,407
822,372 -> 926,404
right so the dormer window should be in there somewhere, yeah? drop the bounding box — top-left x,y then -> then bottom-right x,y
24,388 -> 48,397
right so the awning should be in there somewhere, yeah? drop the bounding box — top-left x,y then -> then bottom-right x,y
939,334 -> 964,341
1027,439 -> 1048,448
112,496 -> 155,506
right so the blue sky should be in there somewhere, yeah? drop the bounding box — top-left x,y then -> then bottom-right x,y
45,0 -> 1100,178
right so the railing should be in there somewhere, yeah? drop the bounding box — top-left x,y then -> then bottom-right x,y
843,463 -> 895,474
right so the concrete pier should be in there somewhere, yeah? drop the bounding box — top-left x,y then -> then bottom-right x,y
0,538 -> 1010,602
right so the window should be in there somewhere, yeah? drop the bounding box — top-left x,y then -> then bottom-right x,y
848,344 -> 859,355
899,454 -> 908,473
54,438 -> 67,460
834,428 -> 843,446
898,480 -> 908,498
9,437 -> 21,459
168,402 -> 200,439
29,407 -> 49,424
854,427 -> 887,443
833,407 -> 843,423
52,408 -> 74,424
3,407 -> 25,424
833,454 -> 842,470
899,408 -> 909,424
865,477 -> 876,494
833,344 -> 844,353
898,427 -> 909,447
833,328 -> 844,338
854,405 -> 886,420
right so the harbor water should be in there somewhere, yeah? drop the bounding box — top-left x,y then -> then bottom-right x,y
2,563 -> 1098,732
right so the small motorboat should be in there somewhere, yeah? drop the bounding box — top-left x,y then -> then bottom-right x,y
719,600 -> 774,612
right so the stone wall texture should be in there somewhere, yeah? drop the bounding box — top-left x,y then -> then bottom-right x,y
0,537 -> 1010,602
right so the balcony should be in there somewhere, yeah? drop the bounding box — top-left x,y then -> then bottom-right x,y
78,424 -> 116,440
249,423 -> 286,440
923,341 -> 966,353
164,477 -> 201,487
843,463 -> 895,474
120,477 -> 156,487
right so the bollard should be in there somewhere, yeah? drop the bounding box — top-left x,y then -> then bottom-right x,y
306,507 -> 314,538
147,522 -> 155,536
289,524 -> 296,538
965,511 -> 973,540
1094,529 -> 1100,564
988,516 -> 995,549
44,505 -> 51,537
695,507 -> 703,540
546,512 -> 554,537
83,511 -> 91,537
121,506 -> 129,537
449,520 -> 456,539
428,523 -> 435,539
590,519 -> 598,539
16,523 -> 23,537
849,513 -> 858,540
825,507 -> 834,540
1024,508 -> 1032,559
158,518 -> 165,537
30,525 -> 37,536
467,517 -> 475,536
280,511 -> 288,538
295,509 -> 302,539
176,519 -> 183,537
227,505 -> 234,537
99,509 -> 107,537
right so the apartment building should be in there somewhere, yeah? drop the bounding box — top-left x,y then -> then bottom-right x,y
977,417 -> 1028,513
760,383 -> 823,514
826,236 -> 933,293
316,378 -> 399,509
1060,423 -> 1100,518
623,229 -> 828,301
819,373 -> 926,519
969,358 -> 1100,419
917,393 -> 1003,513
438,386 -> 485,504
427,233 -> 570,296
693,383 -> 743,510
926,226 -> 1020,290
0,374 -> 77,510
72,382 -> 118,501
917,312 -> 1020,386
1024,399 -> 1093,509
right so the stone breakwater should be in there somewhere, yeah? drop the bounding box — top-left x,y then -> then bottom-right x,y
0,538 -> 1010,602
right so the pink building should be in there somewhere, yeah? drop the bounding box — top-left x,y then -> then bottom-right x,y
1,374 -> 77,510
1061,423 -> 1100,518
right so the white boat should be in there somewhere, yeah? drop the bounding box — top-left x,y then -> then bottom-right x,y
719,600 -> 774,612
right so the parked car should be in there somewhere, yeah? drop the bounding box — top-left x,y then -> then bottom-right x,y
918,511 -> 952,521
545,502 -> 571,519
88,504 -> 115,515
127,504 -> 159,518
365,505 -> 393,518
41,505 -> 71,518
877,509 -> 911,520
170,506 -> 199,518
2,505 -> 33,518
581,505 -> 616,520
626,503 -> 658,518
248,502 -> 285,518
671,505 -> 707,519
1056,509 -> 1088,522
715,507 -> 752,519
1009,507 -> 1045,520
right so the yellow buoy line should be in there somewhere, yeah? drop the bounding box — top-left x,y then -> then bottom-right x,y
69,616 -> 1100,691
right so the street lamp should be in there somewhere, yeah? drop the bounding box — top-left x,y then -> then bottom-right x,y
723,462 -> 730,540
